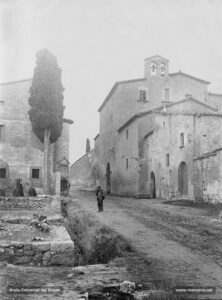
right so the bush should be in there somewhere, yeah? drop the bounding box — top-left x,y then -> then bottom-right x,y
65,209 -> 132,266
89,226 -> 132,264
65,210 -> 97,265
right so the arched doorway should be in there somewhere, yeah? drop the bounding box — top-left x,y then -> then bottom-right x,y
106,163 -> 111,194
178,161 -> 188,196
150,171 -> 156,199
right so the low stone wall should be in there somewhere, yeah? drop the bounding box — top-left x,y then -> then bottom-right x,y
0,196 -> 75,267
0,196 -> 51,210
0,240 -> 74,266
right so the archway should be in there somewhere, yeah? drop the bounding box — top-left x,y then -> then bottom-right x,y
150,171 -> 156,199
106,162 -> 111,194
178,161 -> 188,196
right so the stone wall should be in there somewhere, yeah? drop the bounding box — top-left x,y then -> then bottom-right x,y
194,115 -> 222,156
0,195 -> 75,266
143,113 -> 195,199
168,74 -> 208,102
0,79 -> 72,194
194,151 -> 222,203
115,120 -> 139,196
208,93 -> 222,112
139,112 -> 222,201
0,80 -> 45,192
0,240 -> 74,266
70,150 -> 96,188
0,196 -> 51,210
112,104 -> 222,200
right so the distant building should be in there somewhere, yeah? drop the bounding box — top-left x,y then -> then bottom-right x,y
94,55 -> 222,202
70,149 -> 96,189
0,79 -> 73,195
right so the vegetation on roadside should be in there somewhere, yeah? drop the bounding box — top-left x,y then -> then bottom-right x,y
65,209 -> 133,266
64,201 -> 194,299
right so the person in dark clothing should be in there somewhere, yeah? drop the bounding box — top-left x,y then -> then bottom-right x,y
96,186 -> 105,212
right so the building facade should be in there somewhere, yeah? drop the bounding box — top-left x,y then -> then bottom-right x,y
70,150 -> 96,189
0,79 -> 73,195
95,55 -> 222,202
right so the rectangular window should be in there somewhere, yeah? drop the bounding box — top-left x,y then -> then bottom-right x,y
32,168 -> 40,179
0,168 -> 6,178
139,90 -> 147,101
180,133 -> 185,147
126,129 -> 129,140
126,158 -> 128,170
166,153 -> 170,167
0,125 -> 5,142
165,88 -> 170,102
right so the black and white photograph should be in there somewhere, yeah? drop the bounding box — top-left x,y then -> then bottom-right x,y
0,0 -> 222,299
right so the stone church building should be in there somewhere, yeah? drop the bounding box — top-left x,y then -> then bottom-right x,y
0,78 -> 73,195
94,55 -> 222,202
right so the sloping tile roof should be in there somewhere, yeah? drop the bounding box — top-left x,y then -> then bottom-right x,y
71,149 -> 94,167
209,92 -> 222,97
94,133 -> 100,140
117,97 -> 218,133
98,78 -> 146,112
98,71 -> 210,113
144,55 -> 169,61
159,97 -> 218,112
0,78 -> 32,86
194,147 -> 222,161
169,71 -> 210,84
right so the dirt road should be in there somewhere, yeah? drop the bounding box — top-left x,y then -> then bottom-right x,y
71,190 -> 222,299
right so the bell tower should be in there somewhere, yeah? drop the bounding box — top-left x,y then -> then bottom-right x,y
144,55 -> 169,79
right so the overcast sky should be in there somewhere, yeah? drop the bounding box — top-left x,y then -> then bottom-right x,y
1,0 -> 222,163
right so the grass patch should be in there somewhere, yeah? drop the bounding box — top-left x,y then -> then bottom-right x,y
65,209 -> 133,266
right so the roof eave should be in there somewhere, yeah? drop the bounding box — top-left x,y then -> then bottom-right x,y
98,78 -> 146,112
169,72 -> 210,85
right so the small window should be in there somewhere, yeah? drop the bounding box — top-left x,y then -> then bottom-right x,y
32,168 -> 40,179
166,153 -> 170,167
165,89 -> 170,102
0,168 -> 6,178
126,158 -> 129,170
180,133 -> 185,147
0,125 -> 5,142
150,63 -> 157,76
139,90 -> 147,101
126,129 -> 129,140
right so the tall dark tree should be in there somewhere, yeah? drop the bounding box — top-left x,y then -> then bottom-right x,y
86,138 -> 91,153
28,49 -> 64,194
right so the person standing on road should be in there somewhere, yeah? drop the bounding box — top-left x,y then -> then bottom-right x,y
96,186 -> 105,212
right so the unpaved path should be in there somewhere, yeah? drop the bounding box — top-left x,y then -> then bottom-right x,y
71,190 -> 222,299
